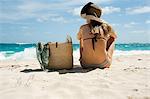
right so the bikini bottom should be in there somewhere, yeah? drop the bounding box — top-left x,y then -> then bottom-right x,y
81,59 -> 110,69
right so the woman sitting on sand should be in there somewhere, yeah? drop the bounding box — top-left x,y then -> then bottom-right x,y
77,2 -> 117,69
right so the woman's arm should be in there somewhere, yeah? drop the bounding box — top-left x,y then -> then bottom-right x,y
107,39 -> 115,59
106,37 -> 115,51
77,26 -> 83,61
106,24 -> 117,51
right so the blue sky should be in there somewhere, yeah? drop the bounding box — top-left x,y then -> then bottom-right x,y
0,0 -> 150,44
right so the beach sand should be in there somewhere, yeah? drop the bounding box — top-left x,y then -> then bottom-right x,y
0,54 -> 150,99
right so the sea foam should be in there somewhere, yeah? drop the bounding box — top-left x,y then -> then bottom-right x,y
0,47 -> 36,60
0,47 -> 150,61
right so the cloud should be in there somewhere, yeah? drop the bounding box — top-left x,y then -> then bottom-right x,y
111,23 -> 119,26
69,6 -> 121,16
37,16 -> 68,23
145,20 -> 150,24
1,0 -> 112,18
36,14 -> 59,22
65,0 -> 112,6
17,1 -> 66,22
124,22 -> 139,28
102,6 -> 121,14
21,26 -> 29,29
18,2 -> 48,13
0,0 -> 114,24
1,0 -> 70,23
126,6 -> 150,14
68,6 -> 83,16
131,30 -> 147,34
51,16 -> 68,23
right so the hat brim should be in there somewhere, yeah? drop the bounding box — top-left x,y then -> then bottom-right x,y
84,15 -> 103,23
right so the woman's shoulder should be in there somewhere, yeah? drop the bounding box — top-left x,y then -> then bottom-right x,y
80,24 -> 90,29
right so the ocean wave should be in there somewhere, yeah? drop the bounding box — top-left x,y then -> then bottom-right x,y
0,47 -> 36,60
114,50 -> 150,56
0,48 -> 150,61
16,43 -> 33,45
0,53 -> 6,60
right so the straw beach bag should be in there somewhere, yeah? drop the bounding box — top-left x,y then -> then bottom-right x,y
36,36 -> 73,70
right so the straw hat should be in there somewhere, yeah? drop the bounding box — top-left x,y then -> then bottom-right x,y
81,2 -> 102,23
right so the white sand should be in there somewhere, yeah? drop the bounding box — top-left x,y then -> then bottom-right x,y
0,54 -> 150,99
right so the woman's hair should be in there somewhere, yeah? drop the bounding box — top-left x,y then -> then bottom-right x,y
90,20 -> 110,36
90,20 -> 102,27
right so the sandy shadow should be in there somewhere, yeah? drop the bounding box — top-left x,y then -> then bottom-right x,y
57,66 -> 96,74
20,65 -> 97,74
20,68 -> 43,73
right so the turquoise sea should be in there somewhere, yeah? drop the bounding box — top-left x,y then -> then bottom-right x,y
0,43 -> 150,60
